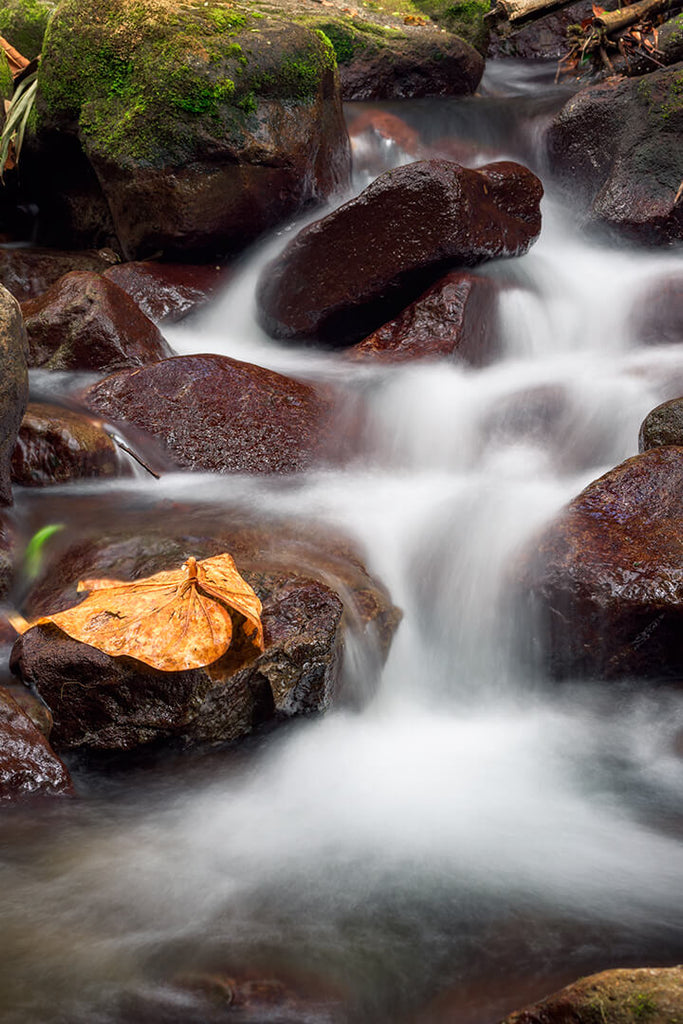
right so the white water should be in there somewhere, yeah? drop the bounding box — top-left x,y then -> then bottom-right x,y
2,64 -> 683,1024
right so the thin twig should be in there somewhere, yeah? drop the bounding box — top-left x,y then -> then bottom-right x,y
108,432 -> 161,479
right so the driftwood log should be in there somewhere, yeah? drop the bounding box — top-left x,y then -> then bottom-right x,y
594,0 -> 673,31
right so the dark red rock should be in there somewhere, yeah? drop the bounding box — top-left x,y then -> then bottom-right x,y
256,159 -> 543,346
0,246 -> 118,303
0,283 -> 28,506
81,354 -> 353,474
11,402 -> 129,487
498,966 -> 683,1024
347,109 -> 422,158
517,446 -> 683,681
638,397 -> 683,451
346,271 -> 502,365
21,271 -> 173,373
103,261 -> 229,322
630,273 -> 683,346
546,65 -> 683,244
11,524 -> 400,751
339,30 -> 484,101
0,685 -> 73,799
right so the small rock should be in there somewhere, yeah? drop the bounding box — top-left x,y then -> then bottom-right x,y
257,159 -> 543,346
639,397 -> 683,451
22,271 -> 173,372
103,261 -> 230,323
0,685 -> 73,799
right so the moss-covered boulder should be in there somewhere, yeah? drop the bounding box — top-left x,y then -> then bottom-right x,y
0,0 -> 56,59
28,0 -> 350,259
0,50 -> 12,134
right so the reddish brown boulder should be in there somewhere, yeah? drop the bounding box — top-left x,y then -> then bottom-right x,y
81,353 -> 354,474
11,402 -> 129,487
0,283 -> 28,506
0,685 -> 73,799
22,271 -> 173,373
0,247 -> 117,303
346,271 -> 502,365
518,446 -> 683,681
546,64 -> 683,244
11,523 -> 400,751
498,966 -> 683,1024
629,273 -> 683,346
256,159 -> 543,346
103,261 -> 229,322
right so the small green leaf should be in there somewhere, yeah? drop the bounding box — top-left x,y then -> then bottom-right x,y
24,523 -> 64,580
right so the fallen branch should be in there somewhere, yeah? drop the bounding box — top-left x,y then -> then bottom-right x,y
485,0 -> 580,25
594,0 -> 673,33
0,36 -> 28,78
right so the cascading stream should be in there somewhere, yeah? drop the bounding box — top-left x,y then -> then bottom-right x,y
1,61 -> 682,1024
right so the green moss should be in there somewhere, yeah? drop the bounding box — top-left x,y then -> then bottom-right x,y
0,51 -> 13,106
0,0 -> 55,60
206,8 -> 247,31
629,993 -> 657,1019
415,0 -> 490,51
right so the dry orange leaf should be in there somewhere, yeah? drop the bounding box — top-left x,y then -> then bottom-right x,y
17,554 -> 264,672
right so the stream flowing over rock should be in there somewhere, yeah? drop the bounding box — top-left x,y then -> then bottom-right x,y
25,0 -> 351,260
257,159 -> 543,346
546,63 -> 683,244
10,523 -> 401,752
0,685 -> 73,799
0,283 -> 28,506
517,446 -> 683,681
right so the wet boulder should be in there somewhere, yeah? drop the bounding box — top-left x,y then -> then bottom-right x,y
10,523 -> 401,752
29,0 -> 350,259
0,685 -> 73,799
346,271 -> 502,365
0,247 -> 118,303
499,966 -> 683,1024
546,63 -> 683,244
489,0 -> 600,60
22,271 -> 173,373
103,261 -> 229,323
0,283 -> 29,505
629,272 -> 683,346
257,159 -> 543,347
11,402 -> 129,487
518,446 -> 683,681
81,353 -> 356,474
638,397 -> 683,451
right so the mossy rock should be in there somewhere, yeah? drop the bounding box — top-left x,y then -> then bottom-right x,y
28,0 -> 350,258
0,51 -> 12,121
0,0 -> 55,60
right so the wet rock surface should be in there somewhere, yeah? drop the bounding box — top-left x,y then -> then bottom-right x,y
639,398 -> 683,451
257,159 -> 543,346
11,402 -> 129,487
489,0 -> 598,60
22,271 -> 173,373
518,446 -> 683,681
81,353 -> 355,474
0,685 -> 73,799
0,283 -> 29,506
0,247 -> 117,303
498,965 -> 683,1024
103,261 -> 229,322
546,64 -> 683,244
346,271 -> 502,365
11,523 -> 400,752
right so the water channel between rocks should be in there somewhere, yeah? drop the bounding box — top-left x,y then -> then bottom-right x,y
2,60 -> 683,1024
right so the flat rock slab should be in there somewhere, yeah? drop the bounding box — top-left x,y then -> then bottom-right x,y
11,523 -> 401,752
517,446 -> 683,681
81,353 -> 354,474
499,966 -> 683,1024
0,685 -> 73,799
22,271 -> 173,373
257,159 -> 543,347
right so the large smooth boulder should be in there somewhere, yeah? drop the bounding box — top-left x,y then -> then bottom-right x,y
22,271 -> 172,372
499,966 -> 683,1024
81,354 -> 355,474
11,402 -> 129,486
546,63 -> 683,244
0,283 -> 28,505
257,159 -> 543,346
11,523 -> 401,751
346,271 -> 502,365
0,685 -> 73,800
29,0 -> 350,259
518,446 -> 683,681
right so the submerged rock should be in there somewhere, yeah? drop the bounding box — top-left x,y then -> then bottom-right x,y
546,64 -> 683,244
346,271 -> 502,365
518,446 -> 683,681
81,353 -> 357,475
0,283 -> 28,505
22,271 -> 173,372
10,523 -> 401,752
257,159 -> 543,347
499,965 -> 683,1023
28,0 -> 350,259
0,685 -> 73,799
11,402 -> 129,486
629,272 -> 683,346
